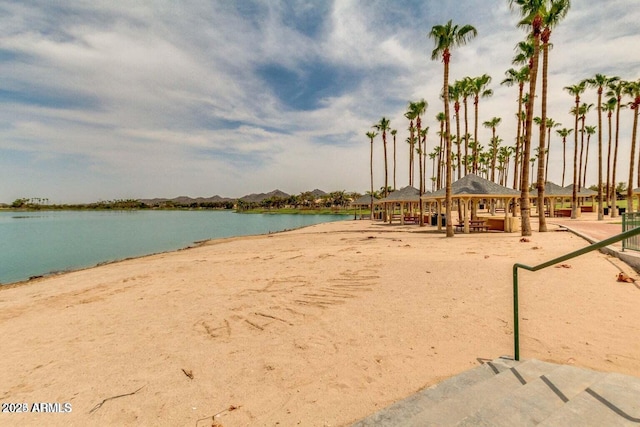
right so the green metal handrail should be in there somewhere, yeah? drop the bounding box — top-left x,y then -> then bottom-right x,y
513,225 -> 640,361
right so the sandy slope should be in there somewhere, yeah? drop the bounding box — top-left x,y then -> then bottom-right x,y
1,220 -> 639,426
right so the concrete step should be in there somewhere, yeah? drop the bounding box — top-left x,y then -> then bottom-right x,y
456,364 -> 605,426
351,357 -> 518,427
401,359 -> 559,426
538,371 -> 640,426
351,358 -> 640,426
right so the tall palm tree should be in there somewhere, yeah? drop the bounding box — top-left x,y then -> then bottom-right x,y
450,81 -> 464,179
460,76 -> 474,175
503,51 -> 532,190
366,131 -> 378,219
390,129 -> 398,191
585,74 -> 619,219
436,112 -> 446,189
583,125 -> 596,188
412,99 -> 428,204
624,80 -> 640,213
602,98 -> 616,210
429,20 -> 478,237
607,79 -> 626,217
564,81 -> 586,218
534,0 -> 570,231
544,118 -> 561,182
483,117 -> 502,182
509,0 -> 546,236
373,117 -> 391,199
404,107 -> 417,186
577,103 -> 593,191
471,74 -> 493,174
556,127 -> 573,186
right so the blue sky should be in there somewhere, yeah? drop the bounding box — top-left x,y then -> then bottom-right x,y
1,0 -> 639,203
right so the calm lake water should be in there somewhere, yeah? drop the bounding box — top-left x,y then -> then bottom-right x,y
0,210 -> 348,285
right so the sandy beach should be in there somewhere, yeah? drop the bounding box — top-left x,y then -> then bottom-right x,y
1,219 -> 639,426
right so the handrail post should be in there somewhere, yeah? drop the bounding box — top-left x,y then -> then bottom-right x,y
513,265 -> 520,361
622,213 -> 626,251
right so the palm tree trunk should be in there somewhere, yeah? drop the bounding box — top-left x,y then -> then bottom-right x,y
444,54 -> 454,237
383,133 -> 389,198
473,97 -> 479,174
463,96 -> 469,176
393,133 -> 397,191
455,105 -> 462,179
537,35 -> 549,232
571,99 -> 580,219
562,139 -> 567,187
370,140 -> 374,220
578,118 -> 585,194
606,111 -> 613,211
545,126 -> 551,183
583,133 -> 591,189
520,25 -> 540,237
513,84 -> 524,190
627,105 -> 639,214
597,89 -> 604,220
612,96 -> 622,217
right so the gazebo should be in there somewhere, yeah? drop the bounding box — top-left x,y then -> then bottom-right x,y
422,174 -> 521,233
351,194 -> 375,220
374,186 -> 426,224
531,182 -> 573,217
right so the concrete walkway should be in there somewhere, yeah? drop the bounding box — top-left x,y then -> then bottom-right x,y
548,212 -> 640,273
352,357 -> 640,426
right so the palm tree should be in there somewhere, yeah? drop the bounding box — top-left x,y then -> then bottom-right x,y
607,79 -> 626,217
461,76 -> 473,175
366,131 -> 378,219
436,112 -> 446,189
390,129 -> 398,190
412,99 -> 428,201
429,146 -> 440,191
583,125 -> 596,188
373,117 -> 391,199
544,118 -> 561,182
429,20 -> 478,237
602,98 -> 617,210
585,74 -> 619,219
556,127 -> 573,186
564,81 -> 586,218
405,108 -> 417,186
450,81 -> 464,179
483,117 -> 502,182
624,80 -> 640,213
509,0 -> 546,236
577,103 -> 594,191
533,0 -> 570,231
502,53 -> 531,190
471,74 -> 493,174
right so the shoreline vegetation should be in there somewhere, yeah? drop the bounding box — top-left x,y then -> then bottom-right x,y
2,189 -> 363,214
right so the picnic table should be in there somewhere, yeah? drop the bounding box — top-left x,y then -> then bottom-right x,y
455,219 -> 488,232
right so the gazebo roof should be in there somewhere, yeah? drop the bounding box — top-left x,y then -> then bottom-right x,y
563,184 -> 597,196
531,181 -> 572,197
375,186 -> 424,203
351,194 -> 375,206
633,187 -> 640,194
425,174 -> 520,199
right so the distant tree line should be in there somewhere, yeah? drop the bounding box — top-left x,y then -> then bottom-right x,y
236,191 -> 360,212
7,191 -> 362,212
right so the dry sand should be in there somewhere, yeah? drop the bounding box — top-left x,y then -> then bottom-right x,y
1,219 -> 639,426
